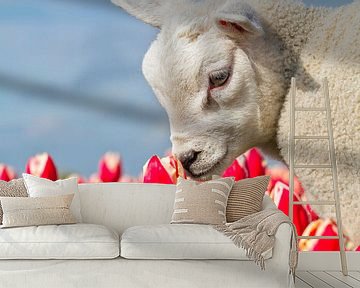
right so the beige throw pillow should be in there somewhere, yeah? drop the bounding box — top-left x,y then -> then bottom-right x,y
23,174 -> 82,222
171,177 -> 234,225
0,194 -> 76,228
0,179 -> 28,224
226,176 -> 270,223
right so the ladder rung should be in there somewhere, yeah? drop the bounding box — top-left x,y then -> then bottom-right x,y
294,164 -> 332,169
298,236 -> 339,240
293,201 -> 335,205
295,107 -> 326,111
294,136 -> 329,140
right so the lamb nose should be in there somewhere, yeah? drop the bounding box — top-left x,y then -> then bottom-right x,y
179,150 -> 200,171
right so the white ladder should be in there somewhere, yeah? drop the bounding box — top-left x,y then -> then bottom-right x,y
288,77 -> 348,276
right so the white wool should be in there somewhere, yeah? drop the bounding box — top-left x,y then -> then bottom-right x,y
276,1 -> 360,246
112,0 -> 360,245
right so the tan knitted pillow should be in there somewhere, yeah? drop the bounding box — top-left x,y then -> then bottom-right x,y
171,177 -> 234,225
226,176 -> 270,222
0,194 -> 76,228
0,178 -> 28,224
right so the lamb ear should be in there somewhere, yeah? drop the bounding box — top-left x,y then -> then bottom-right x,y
111,0 -> 164,28
215,3 -> 263,37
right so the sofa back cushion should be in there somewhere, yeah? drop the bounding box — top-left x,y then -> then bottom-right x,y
78,183 -> 276,236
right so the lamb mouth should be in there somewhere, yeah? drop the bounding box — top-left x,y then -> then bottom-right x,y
188,157 -> 225,179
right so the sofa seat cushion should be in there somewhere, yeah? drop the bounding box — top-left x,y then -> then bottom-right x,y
0,224 -> 119,259
121,224 -> 272,260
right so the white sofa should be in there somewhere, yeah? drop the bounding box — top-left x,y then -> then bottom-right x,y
0,183 -> 295,288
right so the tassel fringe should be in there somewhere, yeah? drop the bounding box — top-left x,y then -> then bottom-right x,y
213,209 -> 298,274
214,224 -> 267,270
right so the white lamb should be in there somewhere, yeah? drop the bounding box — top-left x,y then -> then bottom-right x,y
112,0 -> 360,246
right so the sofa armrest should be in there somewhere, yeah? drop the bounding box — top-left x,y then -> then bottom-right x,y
268,221 -> 296,287
261,196 -> 292,267
271,222 -> 292,267
261,196 -> 295,287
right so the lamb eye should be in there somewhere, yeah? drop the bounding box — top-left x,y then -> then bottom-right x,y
209,70 -> 230,89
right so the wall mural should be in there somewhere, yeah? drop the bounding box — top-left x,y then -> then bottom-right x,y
1,0 -> 358,255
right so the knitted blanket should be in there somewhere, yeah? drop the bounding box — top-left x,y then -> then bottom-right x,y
213,209 -> 298,276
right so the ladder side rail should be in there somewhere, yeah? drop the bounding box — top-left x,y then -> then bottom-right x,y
323,78 -> 348,276
289,78 -> 296,222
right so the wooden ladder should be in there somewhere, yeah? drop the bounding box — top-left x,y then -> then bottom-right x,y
288,77 -> 348,276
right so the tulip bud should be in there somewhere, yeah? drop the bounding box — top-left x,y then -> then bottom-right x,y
143,155 -> 174,184
266,166 -> 318,222
161,155 -> 186,183
266,166 -> 305,197
25,153 -> 58,181
300,219 -> 340,251
98,152 -> 122,182
245,148 -> 265,178
0,164 -> 17,181
222,155 -> 248,181
270,181 -> 310,235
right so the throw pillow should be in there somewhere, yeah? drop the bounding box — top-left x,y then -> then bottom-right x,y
22,173 -> 82,222
226,176 -> 270,222
171,177 -> 234,225
0,194 -> 76,228
0,178 -> 28,224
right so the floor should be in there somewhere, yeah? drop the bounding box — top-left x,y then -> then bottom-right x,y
296,271 -> 360,288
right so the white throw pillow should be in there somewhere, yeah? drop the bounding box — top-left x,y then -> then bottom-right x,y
121,224 -> 272,260
0,224 -> 119,259
23,173 -> 82,222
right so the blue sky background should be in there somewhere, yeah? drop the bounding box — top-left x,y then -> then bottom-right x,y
0,0 -> 353,177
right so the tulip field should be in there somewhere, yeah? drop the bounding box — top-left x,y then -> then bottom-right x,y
1,149 -> 359,252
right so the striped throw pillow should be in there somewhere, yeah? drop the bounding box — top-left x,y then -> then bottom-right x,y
0,194 -> 76,228
171,177 -> 234,225
226,176 -> 270,222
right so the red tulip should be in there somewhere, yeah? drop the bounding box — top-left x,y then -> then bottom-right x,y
162,155 -> 186,183
143,155 -> 185,184
25,153 -> 58,181
270,180 -> 311,235
98,152 -> 122,182
266,166 -> 305,197
0,164 -> 17,181
266,166 -> 318,221
300,219 -> 340,251
356,246 -> 360,251
300,218 -> 354,251
245,148 -> 265,178
222,155 -> 248,180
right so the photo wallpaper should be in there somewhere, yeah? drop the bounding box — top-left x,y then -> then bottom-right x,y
1,0 -> 358,252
